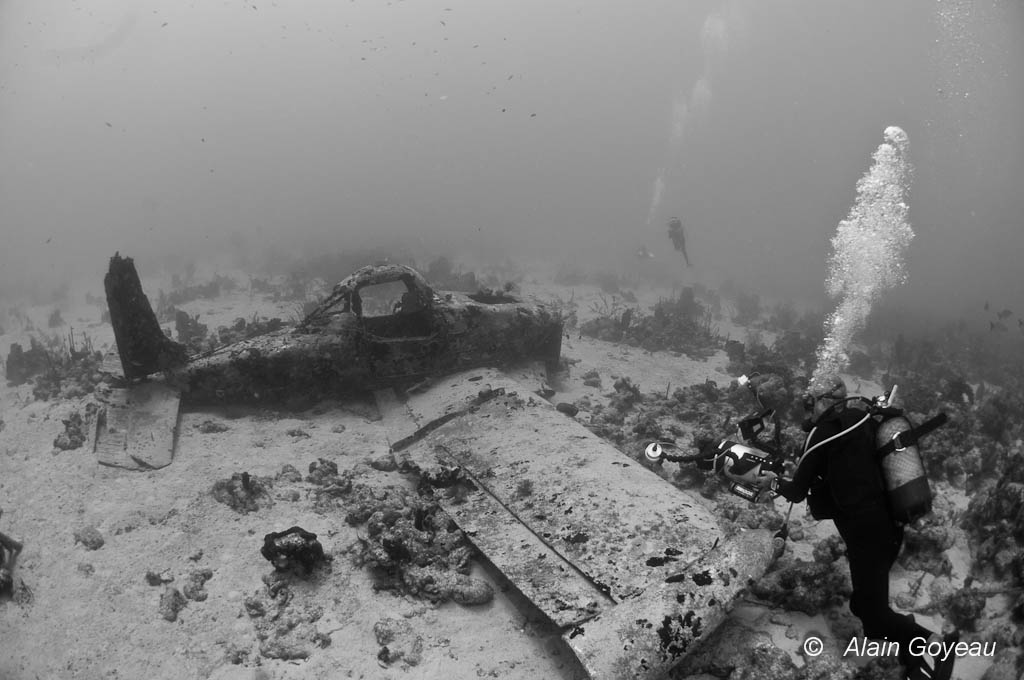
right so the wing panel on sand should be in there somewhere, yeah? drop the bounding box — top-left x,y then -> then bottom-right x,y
392,380 -> 719,603
442,469 -> 614,627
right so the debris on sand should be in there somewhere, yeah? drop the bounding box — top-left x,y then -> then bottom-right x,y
748,554 -> 852,615
53,411 -> 87,450
556,402 -> 579,417
144,570 -> 174,586
73,525 -> 105,551
367,451 -> 398,472
276,464 -> 303,483
243,573 -> 332,660
158,586 -> 188,622
211,472 -> 273,514
609,376 -> 643,411
182,568 -> 214,601
306,458 -> 340,484
374,617 -> 424,667
303,459 -> 356,514
197,419 -> 229,434
347,483 -> 493,605
945,583 -> 986,632
261,527 -> 326,576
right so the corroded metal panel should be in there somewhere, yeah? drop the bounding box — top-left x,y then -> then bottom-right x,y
390,368 -> 524,436
441,474 -> 613,627
379,374 -> 784,680
376,375 -> 611,627
564,530 -> 781,680
406,390 -> 721,603
94,382 -> 180,470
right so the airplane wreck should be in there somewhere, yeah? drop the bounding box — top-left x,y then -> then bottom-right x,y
98,253 -> 783,680
103,253 -> 564,400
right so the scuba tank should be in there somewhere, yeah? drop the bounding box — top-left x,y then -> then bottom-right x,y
875,412 -> 932,523
801,384 -> 946,524
871,386 -> 948,524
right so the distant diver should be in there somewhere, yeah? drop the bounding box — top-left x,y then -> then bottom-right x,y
667,217 -> 691,267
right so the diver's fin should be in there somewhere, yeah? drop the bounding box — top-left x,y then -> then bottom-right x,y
104,253 -> 189,380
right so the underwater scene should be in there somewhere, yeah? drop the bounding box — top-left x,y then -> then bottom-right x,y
1,1 -> 1023,679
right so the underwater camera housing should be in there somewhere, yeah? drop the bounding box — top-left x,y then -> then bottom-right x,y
644,374 -> 785,502
707,440 -> 784,502
712,407 -> 786,501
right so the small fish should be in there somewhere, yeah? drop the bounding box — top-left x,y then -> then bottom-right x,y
984,301 -> 989,311
998,309 -> 1012,320
990,321 -> 1007,332
105,122 -> 112,128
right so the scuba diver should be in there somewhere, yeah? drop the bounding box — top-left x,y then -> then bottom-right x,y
666,217 -> 691,267
756,378 -> 958,680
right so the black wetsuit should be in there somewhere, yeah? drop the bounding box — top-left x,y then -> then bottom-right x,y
667,219 -> 691,266
776,407 -> 932,649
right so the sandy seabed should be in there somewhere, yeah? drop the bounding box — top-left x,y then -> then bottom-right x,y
0,268 -> 1000,680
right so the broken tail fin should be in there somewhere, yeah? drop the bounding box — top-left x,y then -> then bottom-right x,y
104,253 -> 189,380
